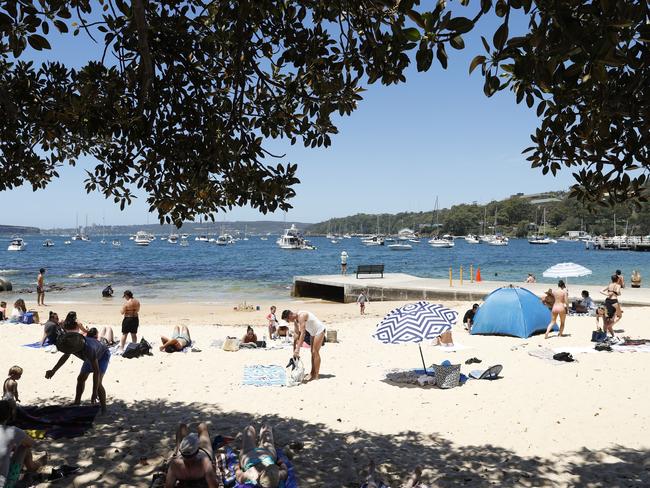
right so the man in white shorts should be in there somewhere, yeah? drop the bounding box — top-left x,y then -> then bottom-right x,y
281,310 -> 325,381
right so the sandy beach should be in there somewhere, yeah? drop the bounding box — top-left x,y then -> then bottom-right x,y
3,294 -> 650,487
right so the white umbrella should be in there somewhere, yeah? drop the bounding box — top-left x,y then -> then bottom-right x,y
543,263 -> 592,286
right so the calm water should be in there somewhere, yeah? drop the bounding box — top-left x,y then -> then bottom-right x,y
1,235 -> 649,302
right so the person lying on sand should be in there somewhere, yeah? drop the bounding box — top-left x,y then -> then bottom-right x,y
87,327 -> 116,347
242,326 -> 258,344
160,326 -> 191,352
361,460 -> 424,488
236,424 -> 287,488
165,422 -> 220,488
434,330 -> 454,347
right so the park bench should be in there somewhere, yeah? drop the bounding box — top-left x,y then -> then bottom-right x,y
356,264 -> 385,279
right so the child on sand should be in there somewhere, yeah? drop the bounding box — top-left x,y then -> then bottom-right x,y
2,366 -> 22,404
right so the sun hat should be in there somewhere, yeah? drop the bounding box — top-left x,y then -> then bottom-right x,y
179,433 -> 200,457
56,333 -> 86,354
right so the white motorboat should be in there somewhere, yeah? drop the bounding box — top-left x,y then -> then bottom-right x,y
408,239 -> 420,244
388,243 -> 412,251
42,239 -> 55,247
464,235 -> 480,244
71,233 -> 82,241
384,237 -> 396,243
277,224 -> 313,250
112,240 -> 121,247
343,234 -> 351,239
528,236 -> 557,245
80,234 -> 90,242
181,233 -> 190,239
428,237 -> 454,248
134,231 -> 150,246
168,234 -> 179,244
216,234 -> 234,246
487,236 -> 509,246
195,235 -> 209,242
64,240 -> 71,245
362,235 -> 384,246
8,238 -> 26,251
330,239 -> 339,244
260,237 -> 268,241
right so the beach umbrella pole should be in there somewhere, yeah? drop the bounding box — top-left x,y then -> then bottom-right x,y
418,343 -> 428,375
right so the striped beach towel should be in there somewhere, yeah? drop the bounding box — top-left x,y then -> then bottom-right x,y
242,365 -> 286,387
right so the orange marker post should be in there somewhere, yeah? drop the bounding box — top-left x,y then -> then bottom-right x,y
449,267 -> 453,287
476,267 -> 482,282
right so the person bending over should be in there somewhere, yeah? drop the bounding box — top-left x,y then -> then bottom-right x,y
462,304 -> 479,331
282,309 -> 326,381
0,400 -> 47,487
236,424 -> 287,488
45,333 -> 110,413
160,326 -> 191,352
165,422 -> 219,488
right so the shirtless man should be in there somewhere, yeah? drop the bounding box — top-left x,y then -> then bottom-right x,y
281,309 -> 325,381
160,326 -> 191,352
36,268 -> 46,306
165,423 -> 219,488
120,290 -> 140,351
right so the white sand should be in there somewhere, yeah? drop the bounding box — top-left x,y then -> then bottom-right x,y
4,297 -> 650,487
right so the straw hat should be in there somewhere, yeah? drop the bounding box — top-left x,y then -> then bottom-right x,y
56,333 -> 86,354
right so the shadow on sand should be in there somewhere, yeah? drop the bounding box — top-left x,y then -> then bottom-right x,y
28,397 -> 650,487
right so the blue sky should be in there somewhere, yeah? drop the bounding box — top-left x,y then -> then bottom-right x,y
0,6 -> 575,228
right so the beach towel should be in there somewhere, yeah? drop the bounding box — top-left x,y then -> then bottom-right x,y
13,405 -> 100,439
22,341 -> 44,348
223,447 -> 298,488
528,347 -> 577,365
242,365 -> 286,387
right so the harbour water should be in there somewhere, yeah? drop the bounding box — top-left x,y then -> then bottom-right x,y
1,235 -> 648,303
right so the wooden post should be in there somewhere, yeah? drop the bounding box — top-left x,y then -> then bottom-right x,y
460,265 -> 463,285
470,264 -> 474,283
449,267 -> 453,287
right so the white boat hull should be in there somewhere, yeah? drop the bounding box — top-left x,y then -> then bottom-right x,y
388,244 -> 412,251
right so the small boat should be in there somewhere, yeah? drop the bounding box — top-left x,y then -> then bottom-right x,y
260,237 -> 268,241
80,234 -> 90,242
64,240 -> 71,245
388,243 -> 412,251
181,233 -> 190,239
487,236 -> 509,246
408,239 -> 420,244
42,239 -> 55,247
277,224 -> 313,250
464,235 -> 480,244
134,231 -> 150,246
112,240 -> 121,247
361,235 -> 384,246
168,234 -> 179,244
216,234 -> 234,246
330,239 -> 339,244
7,238 -> 26,251
195,235 -> 209,242
428,237 -> 454,248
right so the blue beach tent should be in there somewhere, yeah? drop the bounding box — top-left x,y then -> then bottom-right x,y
471,287 -> 553,338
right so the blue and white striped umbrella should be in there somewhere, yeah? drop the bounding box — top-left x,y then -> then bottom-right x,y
373,301 -> 458,344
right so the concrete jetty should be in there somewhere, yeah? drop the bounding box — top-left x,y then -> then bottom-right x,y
292,273 -> 650,306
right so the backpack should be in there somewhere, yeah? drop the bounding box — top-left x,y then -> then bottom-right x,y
122,338 -> 153,359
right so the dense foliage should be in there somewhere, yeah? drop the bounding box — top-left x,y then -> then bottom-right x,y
308,191 -> 650,237
0,1 -> 647,224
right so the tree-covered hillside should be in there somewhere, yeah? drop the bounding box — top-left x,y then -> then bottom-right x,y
308,192 -> 650,238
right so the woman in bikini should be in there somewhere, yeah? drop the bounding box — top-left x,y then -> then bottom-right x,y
236,424 -> 287,488
601,274 -> 623,322
545,280 -> 568,339
596,305 -> 616,338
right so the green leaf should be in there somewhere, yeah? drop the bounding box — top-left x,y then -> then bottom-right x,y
493,22 -> 509,50
450,35 -> 465,50
27,34 -> 51,51
402,28 -> 421,41
436,44 -> 448,69
447,17 -> 474,34
469,55 -> 486,74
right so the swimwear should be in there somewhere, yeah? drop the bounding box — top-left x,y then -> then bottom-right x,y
172,332 -> 190,344
80,350 -> 110,375
242,448 -> 276,471
121,316 -> 139,334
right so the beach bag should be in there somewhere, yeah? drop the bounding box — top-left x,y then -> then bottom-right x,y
20,312 -> 34,325
222,337 -> 240,352
138,338 -> 153,355
432,363 -> 461,389
591,329 -> 607,343
122,343 -> 140,359
286,357 -> 305,387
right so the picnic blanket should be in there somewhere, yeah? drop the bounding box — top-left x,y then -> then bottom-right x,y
223,447 -> 298,488
528,347 -> 578,365
13,405 -> 100,439
242,365 -> 286,387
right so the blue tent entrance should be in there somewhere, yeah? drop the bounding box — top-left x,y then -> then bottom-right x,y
471,287 -> 553,338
